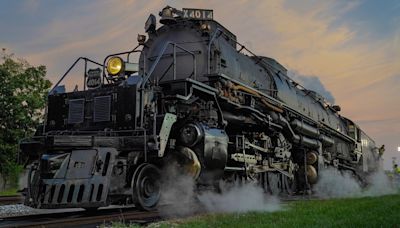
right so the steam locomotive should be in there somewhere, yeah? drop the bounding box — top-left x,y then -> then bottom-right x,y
20,6 -> 381,210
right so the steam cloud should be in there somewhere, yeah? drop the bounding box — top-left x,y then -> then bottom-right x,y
198,183 -> 281,213
313,167 -> 397,198
159,164 -> 397,217
288,70 -> 335,104
313,168 -> 362,198
158,167 -> 197,217
158,167 -> 281,217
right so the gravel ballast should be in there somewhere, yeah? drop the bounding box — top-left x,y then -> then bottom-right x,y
0,204 -> 83,218
0,204 -> 38,218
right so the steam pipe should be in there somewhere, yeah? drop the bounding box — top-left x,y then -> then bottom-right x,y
290,119 -> 320,138
232,85 -> 284,113
270,112 -> 300,143
222,111 -> 257,125
270,113 -> 321,149
300,136 -> 319,149
290,119 -> 334,147
319,134 -> 335,146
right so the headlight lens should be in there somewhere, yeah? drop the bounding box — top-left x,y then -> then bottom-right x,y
107,57 -> 124,76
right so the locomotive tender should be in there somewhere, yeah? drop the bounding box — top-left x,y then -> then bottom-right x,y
20,6 -> 381,210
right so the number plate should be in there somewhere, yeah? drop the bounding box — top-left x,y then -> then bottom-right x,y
86,68 -> 102,89
182,8 -> 213,20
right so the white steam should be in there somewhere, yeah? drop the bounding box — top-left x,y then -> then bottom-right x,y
158,166 -> 198,217
313,168 -> 361,198
313,167 -> 397,198
158,167 -> 281,216
198,183 -> 281,213
363,171 -> 397,196
159,166 -> 397,217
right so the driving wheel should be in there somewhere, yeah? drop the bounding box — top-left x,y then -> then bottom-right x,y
266,172 -> 282,195
132,163 -> 161,211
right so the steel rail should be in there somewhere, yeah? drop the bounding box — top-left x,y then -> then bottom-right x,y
0,195 -> 24,206
0,207 -> 160,228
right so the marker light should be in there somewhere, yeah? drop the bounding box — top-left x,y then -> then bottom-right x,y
107,57 -> 124,76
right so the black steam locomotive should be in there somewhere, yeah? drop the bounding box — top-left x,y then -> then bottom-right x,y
20,6 -> 381,210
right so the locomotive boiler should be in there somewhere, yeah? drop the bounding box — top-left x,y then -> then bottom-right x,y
20,6 -> 381,210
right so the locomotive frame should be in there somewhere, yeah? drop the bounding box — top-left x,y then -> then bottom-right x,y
20,6 -> 381,211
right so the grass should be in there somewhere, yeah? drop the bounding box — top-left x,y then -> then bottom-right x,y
119,194 -> 400,228
0,187 -> 18,196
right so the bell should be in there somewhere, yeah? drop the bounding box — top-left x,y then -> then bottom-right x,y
159,7 -> 176,25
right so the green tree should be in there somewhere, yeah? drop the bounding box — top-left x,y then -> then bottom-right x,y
0,49 -> 51,189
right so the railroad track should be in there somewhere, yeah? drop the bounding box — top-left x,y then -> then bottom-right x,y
0,207 -> 161,228
0,194 -> 318,227
0,195 -> 24,206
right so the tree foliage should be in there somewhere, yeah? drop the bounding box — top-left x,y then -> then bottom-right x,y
0,50 -> 51,187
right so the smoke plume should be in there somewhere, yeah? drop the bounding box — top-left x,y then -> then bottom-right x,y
288,70 -> 335,104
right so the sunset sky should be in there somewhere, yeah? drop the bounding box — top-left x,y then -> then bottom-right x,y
1,0 -> 399,169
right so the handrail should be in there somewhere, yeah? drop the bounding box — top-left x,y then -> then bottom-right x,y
207,28 -> 273,73
207,28 -> 223,74
139,41 -> 197,129
141,42 -> 197,89
49,57 -> 103,94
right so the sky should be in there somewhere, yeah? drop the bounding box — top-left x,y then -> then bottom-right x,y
0,0 -> 399,169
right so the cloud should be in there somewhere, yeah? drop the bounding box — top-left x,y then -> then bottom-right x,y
22,0 -> 163,82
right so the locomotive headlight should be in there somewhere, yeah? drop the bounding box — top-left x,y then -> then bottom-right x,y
107,56 -> 124,76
